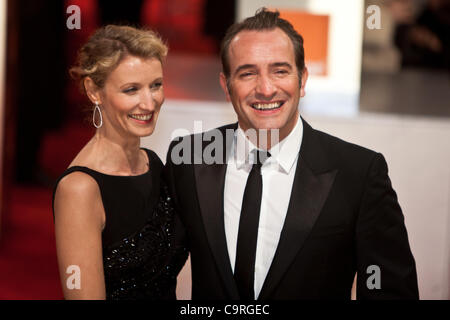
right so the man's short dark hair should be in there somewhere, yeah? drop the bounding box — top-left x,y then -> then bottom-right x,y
220,8 -> 305,81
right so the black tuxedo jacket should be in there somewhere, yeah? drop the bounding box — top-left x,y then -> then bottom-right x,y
165,118 -> 419,300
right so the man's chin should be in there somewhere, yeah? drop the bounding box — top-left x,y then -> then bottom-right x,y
249,121 -> 284,132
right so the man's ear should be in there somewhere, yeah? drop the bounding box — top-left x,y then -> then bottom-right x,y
300,67 -> 308,98
84,77 -> 102,104
219,72 -> 231,102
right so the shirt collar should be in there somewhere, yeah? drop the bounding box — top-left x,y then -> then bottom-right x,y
234,126 -> 255,169
233,117 -> 303,173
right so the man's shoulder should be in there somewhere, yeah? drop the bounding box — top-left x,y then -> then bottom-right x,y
315,127 -> 376,156
303,124 -> 388,188
306,123 -> 380,170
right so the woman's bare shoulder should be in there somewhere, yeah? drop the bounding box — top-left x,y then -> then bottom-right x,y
54,170 -> 106,233
56,170 -> 99,197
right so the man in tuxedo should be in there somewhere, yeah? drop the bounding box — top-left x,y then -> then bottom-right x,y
166,8 -> 419,300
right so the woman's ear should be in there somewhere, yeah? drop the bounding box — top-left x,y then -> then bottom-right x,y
84,77 -> 102,104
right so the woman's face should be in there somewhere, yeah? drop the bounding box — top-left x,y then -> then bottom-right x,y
98,55 -> 165,138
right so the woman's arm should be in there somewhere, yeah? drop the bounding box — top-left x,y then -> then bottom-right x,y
54,172 -> 106,299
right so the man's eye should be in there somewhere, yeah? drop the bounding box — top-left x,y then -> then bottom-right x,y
239,72 -> 255,78
275,69 -> 288,75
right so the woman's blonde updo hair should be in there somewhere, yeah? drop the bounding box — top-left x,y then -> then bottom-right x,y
70,25 -> 168,91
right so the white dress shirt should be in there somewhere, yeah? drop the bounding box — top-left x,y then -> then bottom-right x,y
224,118 -> 303,299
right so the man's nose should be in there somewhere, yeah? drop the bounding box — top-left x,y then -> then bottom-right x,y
255,74 -> 276,98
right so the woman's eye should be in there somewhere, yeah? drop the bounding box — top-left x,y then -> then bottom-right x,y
151,82 -> 163,89
123,87 -> 137,94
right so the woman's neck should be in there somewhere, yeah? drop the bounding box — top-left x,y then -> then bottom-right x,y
90,130 -> 145,175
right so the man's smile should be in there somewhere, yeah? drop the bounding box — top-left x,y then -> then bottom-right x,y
250,101 -> 285,111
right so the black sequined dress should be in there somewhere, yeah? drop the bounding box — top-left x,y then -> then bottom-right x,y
52,148 -> 187,300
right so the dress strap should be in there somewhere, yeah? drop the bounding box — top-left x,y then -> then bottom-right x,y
141,148 -> 163,171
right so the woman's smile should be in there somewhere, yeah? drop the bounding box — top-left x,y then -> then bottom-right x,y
128,112 -> 153,124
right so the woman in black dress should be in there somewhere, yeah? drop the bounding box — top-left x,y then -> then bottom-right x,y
53,25 -> 187,299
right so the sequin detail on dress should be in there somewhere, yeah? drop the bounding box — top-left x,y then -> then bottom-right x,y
103,184 -> 187,300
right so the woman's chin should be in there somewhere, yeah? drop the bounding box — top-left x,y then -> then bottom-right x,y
137,127 -> 155,138
121,126 -> 155,139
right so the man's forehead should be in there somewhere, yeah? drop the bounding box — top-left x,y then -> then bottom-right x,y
230,28 -> 289,45
228,28 -> 295,67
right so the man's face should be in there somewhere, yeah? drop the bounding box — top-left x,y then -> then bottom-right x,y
220,28 -> 308,141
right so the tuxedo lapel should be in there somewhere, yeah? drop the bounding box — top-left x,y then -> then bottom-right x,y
258,118 -> 338,300
194,123 -> 240,299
